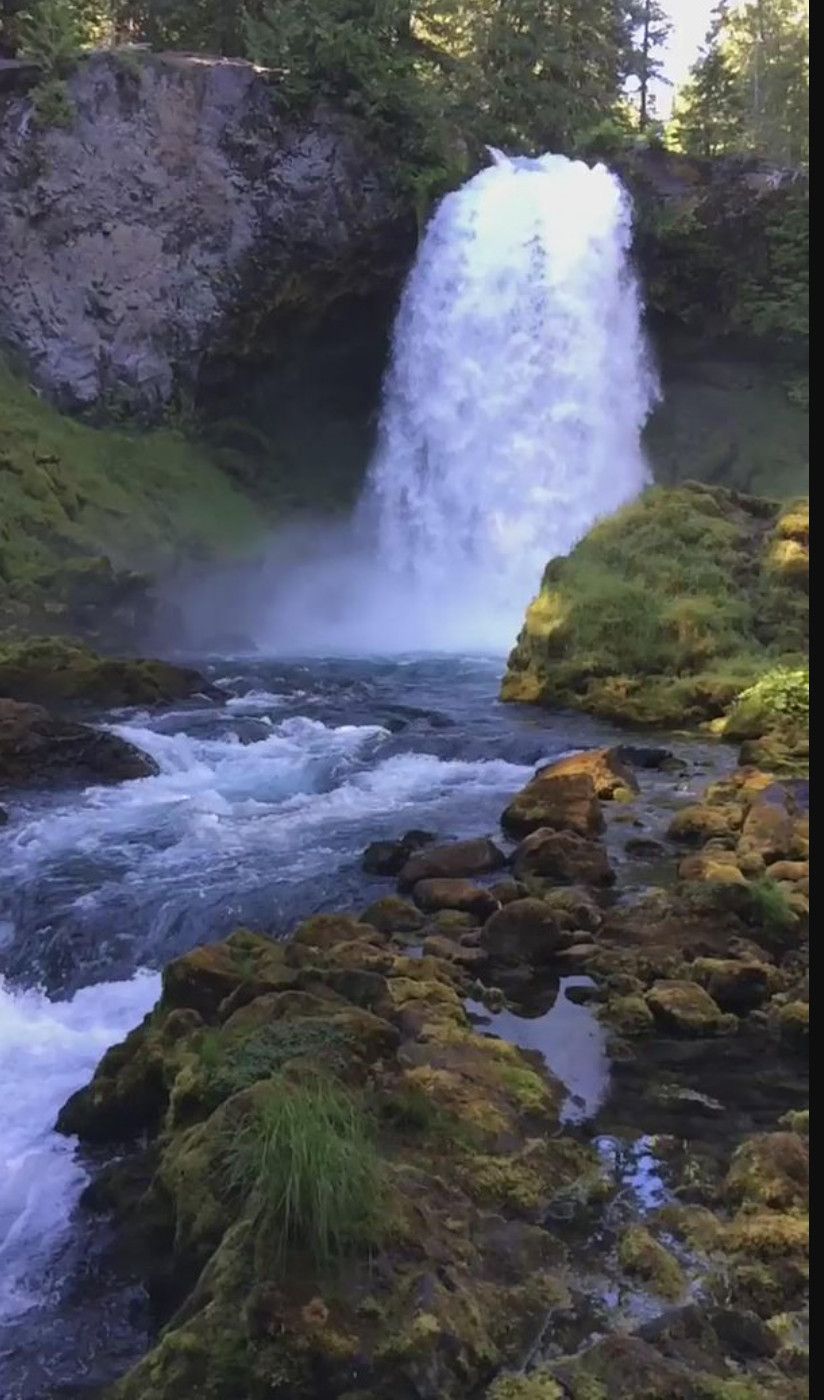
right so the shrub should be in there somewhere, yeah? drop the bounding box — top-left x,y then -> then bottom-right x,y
724,667 -> 809,740
749,877 -> 798,937
228,1077 -> 388,1267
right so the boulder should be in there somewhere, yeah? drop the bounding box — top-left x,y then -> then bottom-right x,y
535,747 -> 639,800
0,637 -> 214,708
542,887 -> 604,933
398,837 -> 506,890
501,770 -> 603,840
689,958 -> 776,1012
360,897 -> 424,935
737,800 -> 797,864
413,879 -> 499,920
480,899 -> 565,967
513,828 -> 614,886
724,1132 -> 808,1211
677,851 -> 747,885
0,697 -> 157,787
362,829 -> 434,876
668,803 -> 744,844
645,980 -> 734,1037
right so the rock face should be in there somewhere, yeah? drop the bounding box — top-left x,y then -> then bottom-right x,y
0,52 -> 406,417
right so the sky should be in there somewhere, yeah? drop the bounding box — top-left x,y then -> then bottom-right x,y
656,0 -> 717,117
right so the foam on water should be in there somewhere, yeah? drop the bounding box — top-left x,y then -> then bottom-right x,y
0,972 -> 160,1321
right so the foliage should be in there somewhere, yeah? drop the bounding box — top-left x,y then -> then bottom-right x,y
228,1076 -> 388,1267
724,666 -> 809,736
0,357 -> 265,612
672,0 -> 808,165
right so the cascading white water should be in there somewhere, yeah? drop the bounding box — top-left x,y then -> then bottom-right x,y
355,150 -> 657,649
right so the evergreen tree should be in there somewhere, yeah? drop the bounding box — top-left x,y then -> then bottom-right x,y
625,0 -> 672,129
672,0 -> 808,164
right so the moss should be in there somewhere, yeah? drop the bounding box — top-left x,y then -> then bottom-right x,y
0,636 -> 207,706
486,1373 -> 563,1400
502,484 -> 809,729
0,357 -> 266,609
617,1225 -> 686,1300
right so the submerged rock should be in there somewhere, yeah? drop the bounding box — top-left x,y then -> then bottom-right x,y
0,696 -> 157,787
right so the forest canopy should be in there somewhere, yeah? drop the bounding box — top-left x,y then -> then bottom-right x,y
1,0 -> 809,172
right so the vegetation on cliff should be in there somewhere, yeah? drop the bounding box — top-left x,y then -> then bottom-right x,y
502,484 -> 809,732
0,358 -> 267,633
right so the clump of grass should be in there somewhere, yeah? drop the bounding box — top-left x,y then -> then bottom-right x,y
749,877 -> 798,936
229,1077 -> 388,1268
202,1021 -> 348,1099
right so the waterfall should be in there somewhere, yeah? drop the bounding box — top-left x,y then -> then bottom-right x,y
254,151 -> 657,654
357,151 -> 657,649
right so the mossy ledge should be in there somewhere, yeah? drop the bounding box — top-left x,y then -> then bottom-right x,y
501,484 -> 808,741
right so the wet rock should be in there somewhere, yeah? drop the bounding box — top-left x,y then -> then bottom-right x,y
552,1333 -> 702,1399
677,850 -> 747,885
398,837 -> 506,890
481,899 -> 565,967
542,886 -> 603,933
0,804 -> 8,824
360,897 -> 424,935
737,799 -> 797,864
501,770 -> 603,840
689,957 -> 776,1012
668,803 -> 744,844
162,932 -> 296,1019
362,829 -> 434,876
429,908 -> 478,935
553,943 -> 600,971
765,860 -> 809,883
624,836 -> 667,858
617,1225 -> 686,1300
513,828 -> 614,886
724,1132 -> 809,1210
534,747 -> 639,799
413,879 -> 500,920
601,993 -> 655,1036
645,980 -> 735,1036
291,914 -> 386,952
488,879 -> 528,905
422,934 -> 488,970
710,1307 -> 779,1359
615,744 -> 683,771
0,697 -> 157,787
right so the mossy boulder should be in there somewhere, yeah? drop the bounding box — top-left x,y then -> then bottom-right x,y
60,913 -> 601,1400
645,980 -> 735,1037
617,1224 -> 686,1300
0,636 -> 214,708
480,899 -> 566,968
502,767 -> 604,840
502,486 -> 809,729
0,695 -> 157,788
724,1134 -> 808,1212
512,828 -> 615,887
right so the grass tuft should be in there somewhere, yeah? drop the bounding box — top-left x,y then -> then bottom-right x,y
228,1077 -> 388,1268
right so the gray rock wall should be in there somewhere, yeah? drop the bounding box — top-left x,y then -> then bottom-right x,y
0,51 -> 406,417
